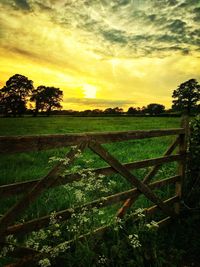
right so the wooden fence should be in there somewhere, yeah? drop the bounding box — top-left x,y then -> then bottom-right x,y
0,117 -> 189,266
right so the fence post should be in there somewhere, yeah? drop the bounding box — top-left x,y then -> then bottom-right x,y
175,115 -> 189,214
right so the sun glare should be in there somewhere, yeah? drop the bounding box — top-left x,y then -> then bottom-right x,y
83,84 -> 97,98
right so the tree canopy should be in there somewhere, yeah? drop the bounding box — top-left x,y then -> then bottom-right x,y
0,74 -> 63,117
127,107 -> 138,114
172,79 -> 200,115
104,107 -> 123,114
145,103 -> 165,115
30,86 -> 63,116
0,74 -> 33,116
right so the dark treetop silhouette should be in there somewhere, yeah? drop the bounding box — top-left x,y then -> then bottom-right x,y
0,74 -> 63,117
172,79 -> 200,115
0,74 -> 33,116
30,86 -> 63,116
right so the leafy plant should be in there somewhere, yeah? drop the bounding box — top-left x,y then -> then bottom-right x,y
184,115 -> 200,208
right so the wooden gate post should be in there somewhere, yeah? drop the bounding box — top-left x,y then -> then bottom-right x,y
175,115 -> 189,214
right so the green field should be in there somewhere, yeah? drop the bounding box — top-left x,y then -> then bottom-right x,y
0,116 -> 180,215
0,116 -> 180,135
0,116 -> 183,266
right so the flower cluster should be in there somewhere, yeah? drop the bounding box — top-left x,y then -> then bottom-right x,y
0,235 -> 16,258
134,208 -> 145,219
97,255 -> 107,265
128,234 -> 141,249
38,258 -> 51,267
48,156 -> 70,166
146,220 -> 159,230
24,212 -> 70,266
50,149 -> 111,205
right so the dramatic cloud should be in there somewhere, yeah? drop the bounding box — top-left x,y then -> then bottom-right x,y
0,0 -> 200,110
14,0 -> 31,10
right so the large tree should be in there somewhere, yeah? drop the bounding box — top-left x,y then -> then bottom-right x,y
31,86 -> 63,116
104,107 -> 123,114
145,103 -> 165,115
172,79 -> 200,115
127,107 -> 138,115
0,74 -> 34,116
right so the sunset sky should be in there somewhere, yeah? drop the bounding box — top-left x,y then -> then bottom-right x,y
0,0 -> 200,111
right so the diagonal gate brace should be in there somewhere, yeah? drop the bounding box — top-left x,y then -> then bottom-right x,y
117,137 -> 180,218
0,142 -> 88,242
89,141 -> 176,218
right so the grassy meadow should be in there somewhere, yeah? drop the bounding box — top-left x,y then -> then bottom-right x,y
0,116 -> 180,135
2,116 -> 197,267
0,116 -> 180,219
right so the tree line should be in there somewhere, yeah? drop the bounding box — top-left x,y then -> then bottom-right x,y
0,74 -> 199,117
0,74 -> 63,117
59,104 -> 166,116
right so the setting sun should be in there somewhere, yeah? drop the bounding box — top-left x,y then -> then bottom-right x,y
83,84 -> 97,99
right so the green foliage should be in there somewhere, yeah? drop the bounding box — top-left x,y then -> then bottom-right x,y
30,86 -> 63,116
172,79 -> 200,115
104,107 -> 123,114
0,74 -> 34,116
145,103 -> 165,115
1,206 -> 168,267
0,74 -> 63,117
184,115 -> 200,208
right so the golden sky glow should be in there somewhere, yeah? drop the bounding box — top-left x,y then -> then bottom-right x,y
0,0 -> 200,110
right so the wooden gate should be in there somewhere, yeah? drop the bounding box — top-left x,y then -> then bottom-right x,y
0,117 -> 189,266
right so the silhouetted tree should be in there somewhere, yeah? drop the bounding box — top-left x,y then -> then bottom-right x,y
0,90 -> 5,115
146,103 -> 165,115
104,108 -> 113,114
31,86 -> 63,116
140,106 -> 147,114
0,74 -> 34,116
104,107 -> 123,114
114,107 -> 123,114
172,79 -> 200,115
92,109 -> 103,115
31,86 -> 45,116
81,109 -> 92,116
127,107 -> 137,114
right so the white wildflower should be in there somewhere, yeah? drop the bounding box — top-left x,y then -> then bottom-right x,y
52,230 -> 61,237
134,208 -> 145,218
75,190 -> 84,202
40,245 -> 52,253
57,242 -> 70,253
146,220 -> 159,230
38,258 -> 51,267
98,255 -> 107,265
128,234 -> 141,248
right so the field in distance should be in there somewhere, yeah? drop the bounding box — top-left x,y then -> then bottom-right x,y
0,116 -> 180,136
